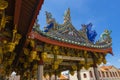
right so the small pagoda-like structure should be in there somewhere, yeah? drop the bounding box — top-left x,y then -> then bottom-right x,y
0,0 -> 112,80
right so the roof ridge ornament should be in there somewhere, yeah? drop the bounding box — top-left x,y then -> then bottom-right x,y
63,8 -> 71,23
45,11 -> 54,24
44,11 -> 59,32
96,29 -> 112,44
33,19 -> 40,32
86,23 -> 97,43
81,23 -> 97,43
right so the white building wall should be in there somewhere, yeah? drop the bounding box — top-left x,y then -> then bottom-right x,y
81,67 -> 97,80
69,71 -> 78,80
69,67 -> 95,80
69,66 -> 120,80
9,75 -> 20,80
97,66 -> 120,80
81,71 -> 90,80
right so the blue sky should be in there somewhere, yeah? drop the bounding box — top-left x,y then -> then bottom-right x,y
38,0 -> 120,68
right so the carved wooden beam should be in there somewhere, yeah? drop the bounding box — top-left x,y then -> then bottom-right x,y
14,0 -> 22,27
46,54 -> 92,61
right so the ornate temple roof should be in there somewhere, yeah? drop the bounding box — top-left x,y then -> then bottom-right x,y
0,1 -> 113,79
32,8 -> 112,54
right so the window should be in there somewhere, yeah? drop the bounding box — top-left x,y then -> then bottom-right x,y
110,72 -> 112,77
118,72 -> 120,77
115,72 -> 118,77
106,72 -> 109,77
102,71 -> 105,77
98,71 -> 101,77
83,73 -> 87,78
89,71 -> 93,78
113,72 -> 115,77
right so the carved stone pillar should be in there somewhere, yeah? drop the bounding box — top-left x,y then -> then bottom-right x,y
37,60 -> 44,80
55,71 -> 57,80
49,76 -> 51,80
77,70 -> 81,80
91,52 -> 100,80
93,64 -> 100,80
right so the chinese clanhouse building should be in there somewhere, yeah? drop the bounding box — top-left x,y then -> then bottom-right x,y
0,0 -> 113,80
69,65 -> 120,80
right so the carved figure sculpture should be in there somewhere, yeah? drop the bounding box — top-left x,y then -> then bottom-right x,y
100,30 -> 112,42
86,23 -> 97,43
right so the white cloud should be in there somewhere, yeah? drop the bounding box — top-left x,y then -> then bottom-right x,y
106,62 -> 112,65
99,62 -> 112,66
99,63 -> 104,66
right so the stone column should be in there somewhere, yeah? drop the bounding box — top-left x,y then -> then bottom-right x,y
77,70 -> 81,80
49,76 -> 51,80
91,52 -> 100,80
37,60 -> 44,80
93,65 -> 100,80
54,71 -> 57,80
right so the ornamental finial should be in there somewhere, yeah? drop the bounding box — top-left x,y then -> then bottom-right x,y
45,11 -> 54,24
64,8 -> 71,23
